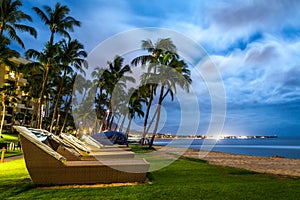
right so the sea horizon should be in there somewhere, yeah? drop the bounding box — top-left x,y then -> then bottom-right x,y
154,138 -> 300,159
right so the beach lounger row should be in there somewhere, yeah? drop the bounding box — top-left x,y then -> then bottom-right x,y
14,126 -> 149,185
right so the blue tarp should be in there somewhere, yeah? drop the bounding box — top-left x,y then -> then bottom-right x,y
92,131 -> 128,146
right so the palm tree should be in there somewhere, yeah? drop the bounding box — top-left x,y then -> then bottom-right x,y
49,39 -> 87,132
0,36 -> 20,135
25,42 -> 61,128
131,38 -> 176,142
118,103 -> 129,132
149,53 -> 192,147
0,0 -> 37,48
125,88 -> 145,138
92,67 -> 109,129
60,73 -> 85,134
92,55 -> 135,130
132,38 -> 192,147
0,36 -> 19,66
32,2 -> 80,129
32,2 -> 80,46
0,80 -> 19,137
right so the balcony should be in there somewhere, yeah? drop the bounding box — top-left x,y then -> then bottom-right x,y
18,77 -> 27,84
16,103 -> 26,109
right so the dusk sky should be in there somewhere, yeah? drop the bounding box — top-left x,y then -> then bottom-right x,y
16,0 -> 300,138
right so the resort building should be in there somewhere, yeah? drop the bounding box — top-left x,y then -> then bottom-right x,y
0,57 -> 33,130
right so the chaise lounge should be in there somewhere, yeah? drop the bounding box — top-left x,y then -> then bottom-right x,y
28,128 -> 135,160
14,126 -> 149,185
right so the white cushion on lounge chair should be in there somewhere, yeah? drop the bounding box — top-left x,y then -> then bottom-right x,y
60,132 -> 91,152
14,126 -> 66,162
80,134 -> 104,149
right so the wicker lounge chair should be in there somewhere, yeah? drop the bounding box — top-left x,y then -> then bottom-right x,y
70,133 -> 131,152
27,128 -> 134,160
14,126 -> 149,185
58,132 -> 135,159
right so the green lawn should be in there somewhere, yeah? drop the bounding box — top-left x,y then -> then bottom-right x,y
1,156 -> 300,199
0,133 -> 19,142
0,132 -> 22,158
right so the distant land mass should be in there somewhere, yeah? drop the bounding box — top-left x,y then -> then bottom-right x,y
128,132 -> 278,139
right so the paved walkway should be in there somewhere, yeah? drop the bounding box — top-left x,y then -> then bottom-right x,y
2,155 -> 24,162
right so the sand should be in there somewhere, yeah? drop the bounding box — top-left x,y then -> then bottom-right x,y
159,147 -> 300,177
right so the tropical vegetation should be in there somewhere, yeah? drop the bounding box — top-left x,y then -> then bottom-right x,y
0,1 -> 192,148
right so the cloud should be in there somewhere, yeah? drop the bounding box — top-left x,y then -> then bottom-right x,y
206,0 -> 300,31
207,35 -> 300,106
13,0 -> 300,137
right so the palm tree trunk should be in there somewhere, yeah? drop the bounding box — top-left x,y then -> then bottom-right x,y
114,116 -> 121,131
60,96 -> 71,134
0,28 -> 3,36
142,85 -> 154,140
30,99 -> 38,127
37,62 -> 50,129
10,106 -> 16,131
49,32 -> 54,47
109,115 -> 114,130
0,101 -> 6,138
54,109 -> 61,134
98,121 -> 104,133
125,117 -> 133,139
145,105 -> 159,138
149,85 -> 164,148
21,107 -> 28,126
119,114 -> 127,132
50,69 -> 67,131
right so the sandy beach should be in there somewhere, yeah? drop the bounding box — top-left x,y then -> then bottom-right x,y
155,146 -> 300,177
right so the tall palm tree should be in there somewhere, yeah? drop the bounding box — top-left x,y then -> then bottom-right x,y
32,2 -> 80,129
92,67 -> 109,129
59,74 -> 77,134
25,42 -> 61,128
32,2 -> 80,46
125,88 -> 145,138
0,36 -> 19,135
92,55 -> 135,130
0,0 -> 37,48
0,35 -> 19,66
131,38 -> 176,142
0,80 -> 19,137
118,103 -> 129,132
49,39 -> 87,132
61,73 -> 86,134
148,53 -> 192,147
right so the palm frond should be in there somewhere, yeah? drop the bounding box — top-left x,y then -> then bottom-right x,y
32,6 -> 49,24
13,23 -> 37,37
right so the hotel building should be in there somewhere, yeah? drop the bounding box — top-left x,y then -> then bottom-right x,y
0,57 -> 33,129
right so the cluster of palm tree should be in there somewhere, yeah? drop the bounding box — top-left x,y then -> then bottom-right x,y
1,1 -> 192,147
0,0 -> 87,135
85,38 -> 192,147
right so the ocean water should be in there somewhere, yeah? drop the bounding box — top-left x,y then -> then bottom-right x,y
154,138 -> 300,159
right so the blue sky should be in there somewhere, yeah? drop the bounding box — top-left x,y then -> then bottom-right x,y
15,0 -> 300,138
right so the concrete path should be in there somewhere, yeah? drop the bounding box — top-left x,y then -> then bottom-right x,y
2,155 -> 24,162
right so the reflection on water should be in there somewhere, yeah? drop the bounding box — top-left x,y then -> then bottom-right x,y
154,138 -> 300,159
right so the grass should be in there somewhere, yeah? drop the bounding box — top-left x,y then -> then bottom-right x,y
1,151 -> 23,158
129,143 -> 156,153
0,133 -> 19,142
0,132 -> 22,158
1,154 -> 300,199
